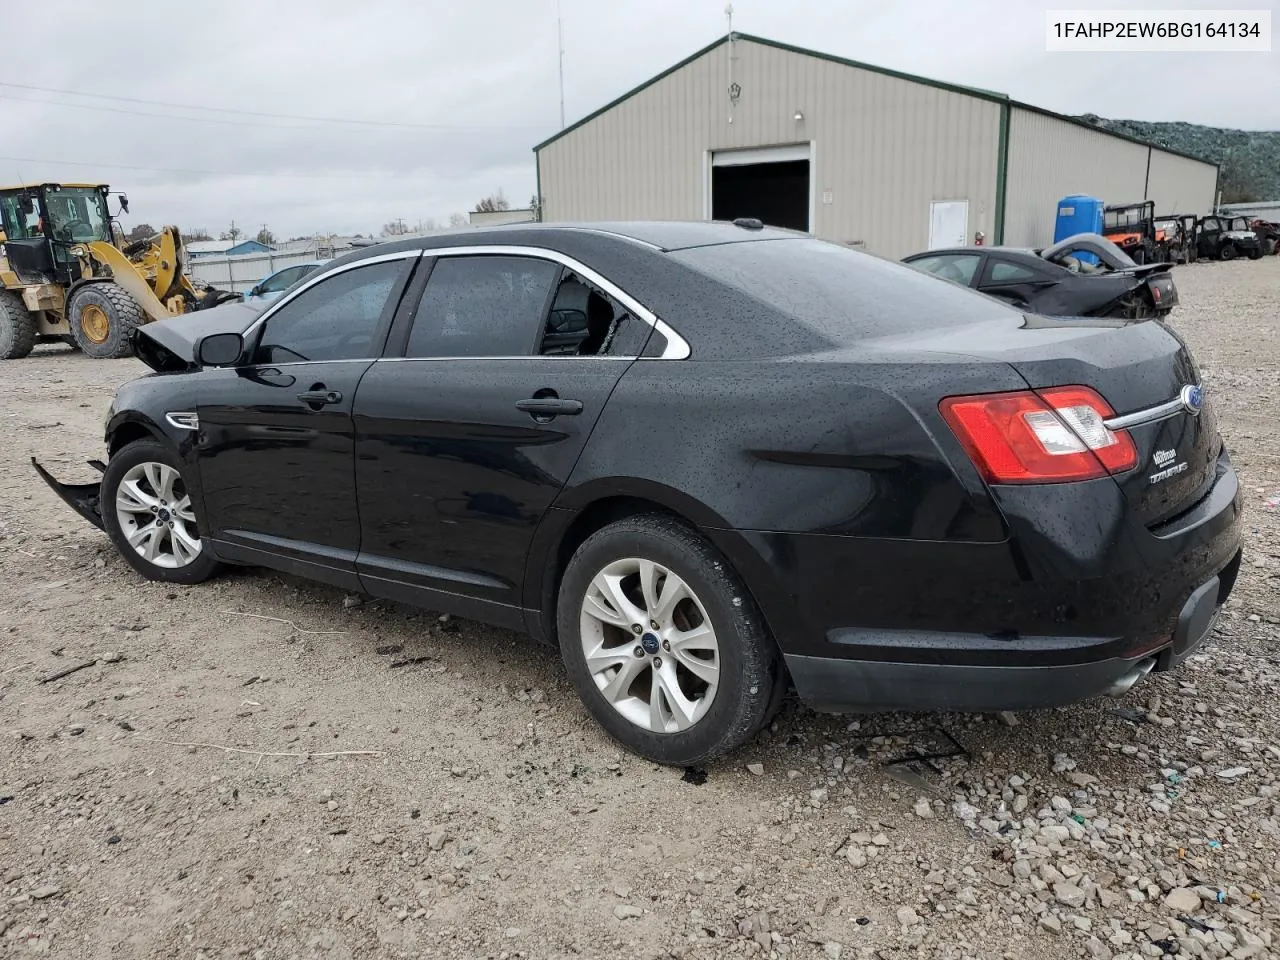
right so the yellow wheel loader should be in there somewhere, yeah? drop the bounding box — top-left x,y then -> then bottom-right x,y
0,183 -> 237,360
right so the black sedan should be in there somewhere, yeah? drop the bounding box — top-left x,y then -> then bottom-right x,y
36,221 -> 1241,765
903,233 -> 1178,319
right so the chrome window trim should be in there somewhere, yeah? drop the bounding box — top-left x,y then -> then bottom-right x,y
241,249 -> 424,341
243,243 -> 691,362
375,356 -> 634,363
1103,396 -> 1185,431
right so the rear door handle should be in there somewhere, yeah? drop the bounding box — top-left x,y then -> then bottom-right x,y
297,388 -> 343,407
515,397 -> 583,417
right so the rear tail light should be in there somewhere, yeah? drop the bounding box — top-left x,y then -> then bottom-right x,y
940,386 -> 1138,484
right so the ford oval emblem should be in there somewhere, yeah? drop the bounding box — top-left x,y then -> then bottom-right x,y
1180,384 -> 1203,415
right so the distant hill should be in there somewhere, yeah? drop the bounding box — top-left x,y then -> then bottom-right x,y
1078,114 -> 1279,203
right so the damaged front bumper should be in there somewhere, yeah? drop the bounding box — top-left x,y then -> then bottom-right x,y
32,458 -> 107,530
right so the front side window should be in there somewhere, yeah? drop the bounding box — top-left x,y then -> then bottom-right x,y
406,256 -> 558,358
253,260 -> 402,364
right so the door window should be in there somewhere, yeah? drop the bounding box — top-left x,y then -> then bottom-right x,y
406,256 -> 558,358
253,259 -> 401,364
986,260 -> 1039,284
539,271 -> 649,357
907,253 -> 981,286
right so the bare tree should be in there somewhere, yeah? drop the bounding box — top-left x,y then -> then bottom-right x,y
126,223 -> 156,243
381,219 -> 410,237
220,221 -> 242,242
473,189 -> 510,213
413,217 -> 438,233
448,212 -> 468,228
185,227 -> 213,241
256,226 -> 275,246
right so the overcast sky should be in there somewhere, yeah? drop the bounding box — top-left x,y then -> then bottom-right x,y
3,0 -> 1274,238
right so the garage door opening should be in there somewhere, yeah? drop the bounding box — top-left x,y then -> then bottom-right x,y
710,145 -> 811,232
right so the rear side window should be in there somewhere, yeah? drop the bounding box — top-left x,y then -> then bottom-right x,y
987,261 -> 1039,283
407,256 -> 558,358
672,239 -> 1014,340
540,271 -> 651,357
253,260 -> 401,363
906,254 -> 981,286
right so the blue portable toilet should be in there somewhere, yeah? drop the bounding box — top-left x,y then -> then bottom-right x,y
1054,195 -> 1104,243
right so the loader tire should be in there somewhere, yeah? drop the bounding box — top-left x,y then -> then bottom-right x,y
68,283 -> 145,359
0,290 -> 37,360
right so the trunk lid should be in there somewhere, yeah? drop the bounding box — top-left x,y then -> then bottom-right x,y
888,314 -> 1218,525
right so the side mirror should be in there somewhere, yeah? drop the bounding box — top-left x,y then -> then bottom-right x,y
246,285 -> 260,298
118,194 -> 130,215
197,332 -> 244,367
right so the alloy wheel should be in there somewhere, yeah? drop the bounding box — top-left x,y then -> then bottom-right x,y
114,461 -> 202,569
579,557 -> 720,733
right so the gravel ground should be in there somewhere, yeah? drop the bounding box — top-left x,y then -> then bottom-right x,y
1,259 -> 1278,960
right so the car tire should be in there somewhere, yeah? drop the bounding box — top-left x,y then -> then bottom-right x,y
68,282 -> 145,359
101,439 -> 221,585
1219,243 -> 1237,262
0,290 -> 36,360
557,514 -> 782,766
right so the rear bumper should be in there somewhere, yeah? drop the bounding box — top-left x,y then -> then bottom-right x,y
785,552 -> 1235,712
729,453 -> 1243,713
32,458 -> 105,530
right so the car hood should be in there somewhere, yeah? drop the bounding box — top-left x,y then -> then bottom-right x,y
132,300 -> 264,372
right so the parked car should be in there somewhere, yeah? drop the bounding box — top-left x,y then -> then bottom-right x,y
902,233 -> 1178,319
1195,216 -> 1261,261
242,261 -> 326,304
35,222 -> 1242,765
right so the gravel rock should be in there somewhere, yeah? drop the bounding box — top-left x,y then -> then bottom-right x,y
913,797 -> 934,819
1039,914 -> 1063,934
29,885 -> 61,900
895,906 -> 919,927
1164,887 -> 1202,912
1054,882 -> 1087,909
746,763 -> 764,776
613,904 -> 643,920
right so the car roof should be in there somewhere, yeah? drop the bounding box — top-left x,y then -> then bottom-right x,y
905,246 -> 1039,259
347,220 -> 804,257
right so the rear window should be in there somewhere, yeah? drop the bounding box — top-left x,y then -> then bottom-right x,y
670,239 -> 1014,340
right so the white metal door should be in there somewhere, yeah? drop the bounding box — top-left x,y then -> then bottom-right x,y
928,200 -> 969,250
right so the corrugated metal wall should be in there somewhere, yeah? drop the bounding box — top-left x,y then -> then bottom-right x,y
1003,109 -> 1150,249
1146,150 -> 1217,217
537,38 -> 1002,259
1003,108 -> 1217,247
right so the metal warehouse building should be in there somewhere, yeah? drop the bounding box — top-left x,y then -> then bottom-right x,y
534,33 -> 1218,259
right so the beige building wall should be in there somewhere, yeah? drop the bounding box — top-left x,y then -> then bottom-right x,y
537,38 -> 1002,259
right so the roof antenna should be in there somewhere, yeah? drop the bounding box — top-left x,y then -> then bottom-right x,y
725,3 -> 737,125
557,0 -> 566,129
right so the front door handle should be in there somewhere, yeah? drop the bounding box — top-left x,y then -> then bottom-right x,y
515,397 -> 583,418
297,387 -> 343,407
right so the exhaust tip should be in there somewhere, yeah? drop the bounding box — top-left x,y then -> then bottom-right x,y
1104,658 -> 1156,698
